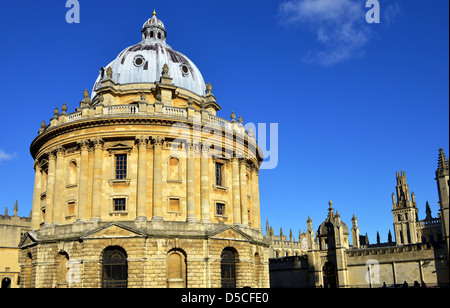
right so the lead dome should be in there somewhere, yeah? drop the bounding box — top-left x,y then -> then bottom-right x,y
92,12 -> 207,98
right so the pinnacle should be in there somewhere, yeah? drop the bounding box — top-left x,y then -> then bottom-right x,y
437,148 -> 449,172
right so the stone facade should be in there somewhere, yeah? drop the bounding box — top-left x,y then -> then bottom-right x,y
0,202 -> 31,288
268,149 -> 449,288
19,13 -> 269,288
19,222 -> 268,288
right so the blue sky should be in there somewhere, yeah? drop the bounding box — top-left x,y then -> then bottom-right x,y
0,0 -> 448,244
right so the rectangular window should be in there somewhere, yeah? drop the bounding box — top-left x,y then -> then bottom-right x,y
215,163 -> 224,187
115,154 -> 127,180
114,198 -> 126,212
67,202 -> 75,216
169,198 -> 180,212
216,202 -> 226,216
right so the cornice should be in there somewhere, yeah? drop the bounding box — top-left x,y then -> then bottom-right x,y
31,115 -> 263,166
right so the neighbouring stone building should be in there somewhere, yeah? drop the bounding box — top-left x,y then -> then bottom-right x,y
18,12 -> 269,288
268,149 -> 449,288
0,202 -> 31,288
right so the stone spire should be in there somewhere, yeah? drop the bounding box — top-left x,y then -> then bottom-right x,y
13,200 -> 18,216
437,148 -> 449,175
435,148 -> 449,257
394,171 -> 416,208
425,201 -> 433,220
351,214 -> 360,249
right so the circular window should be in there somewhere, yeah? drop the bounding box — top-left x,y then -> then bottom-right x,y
181,65 -> 189,76
133,55 -> 145,67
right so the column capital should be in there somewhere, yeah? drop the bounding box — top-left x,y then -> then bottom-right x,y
45,149 -> 56,160
91,137 -> 105,149
238,157 -> 248,165
77,139 -> 90,151
232,150 -> 245,160
54,145 -> 65,156
194,141 -> 202,154
201,141 -> 211,157
135,135 -> 149,148
185,139 -> 194,151
152,136 -> 165,148
250,163 -> 260,173
33,159 -> 43,171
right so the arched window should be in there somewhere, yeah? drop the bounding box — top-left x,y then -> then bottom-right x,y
56,251 -> 70,287
150,31 -> 154,38
68,161 -> 78,185
1,278 -> 11,288
167,249 -> 187,288
102,246 -> 128,288
167,156 -> 181,181
24,252 -> 33,288
221,248 -> 237,288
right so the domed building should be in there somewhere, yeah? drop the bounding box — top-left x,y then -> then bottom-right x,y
19,12 -> 269,288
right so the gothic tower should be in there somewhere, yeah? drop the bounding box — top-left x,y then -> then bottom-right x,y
351,214 -> 360,249
436,148 -> 449,259
392,171 -> 419,245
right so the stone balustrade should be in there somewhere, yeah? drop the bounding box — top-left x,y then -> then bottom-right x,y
103,104 -> 139,115
162,106 -> 187,118
42,103 -> 255,141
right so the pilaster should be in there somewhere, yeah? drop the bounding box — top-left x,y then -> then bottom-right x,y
52,146 -> 65,225
135,136 -> 149,222
91,137 -> 104,221
44,150 -> 56,226
77,139 -> 90,222
200,142 -> 211,223
239,159 -> 248,226
31,162 -> 42,230
231,157 -> 241,225
186,140 -> 197,223
152,136 -> 164,221
251,165 -> 261,230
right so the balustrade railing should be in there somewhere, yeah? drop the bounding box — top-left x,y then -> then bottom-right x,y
67,111 -> 82,122
208,114 -> 227,127
58,105 -> 254,140
162,106 -> 187,118
104,105 -> 139,115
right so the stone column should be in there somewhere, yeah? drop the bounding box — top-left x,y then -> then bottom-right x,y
31,162 -> 42,230
200,142 -> 211,223
45,150 -> 56,226
186,141 -> 197,222
91,137 -> 104,221
231,157 -> 241,225
77,140 -> 90,222
136,136 -> 149,222
251,165 -> 261,230
52,146 -> 65,225
152,136 -> 164,221
239,159 -> 248,226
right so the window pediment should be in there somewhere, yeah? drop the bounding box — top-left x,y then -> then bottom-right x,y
107,142 -> 133,155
